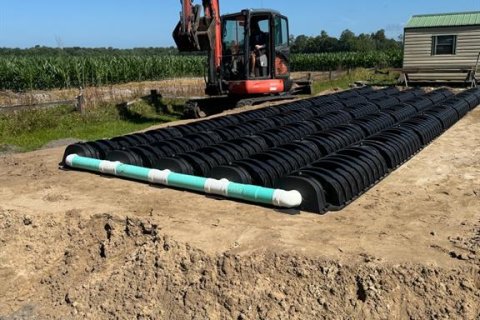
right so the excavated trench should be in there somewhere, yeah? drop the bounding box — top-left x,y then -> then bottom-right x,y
62,86 -> 480,214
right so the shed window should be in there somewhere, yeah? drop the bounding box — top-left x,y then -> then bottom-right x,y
432,35 -> 457,55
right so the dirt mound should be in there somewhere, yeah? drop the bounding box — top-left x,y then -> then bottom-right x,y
1,212 -> 478,320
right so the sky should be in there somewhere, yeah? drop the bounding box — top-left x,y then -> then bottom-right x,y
1,0 -> 479,48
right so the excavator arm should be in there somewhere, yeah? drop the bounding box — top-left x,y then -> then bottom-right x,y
175,0 -> 201,50
180,0 -> 193,34
173,0 -> 223,94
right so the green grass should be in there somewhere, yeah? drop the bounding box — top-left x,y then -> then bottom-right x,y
311,68 -> 400,94
0,100 -> 182,152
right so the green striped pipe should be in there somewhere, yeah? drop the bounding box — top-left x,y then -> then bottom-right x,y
65,155 -> 302,208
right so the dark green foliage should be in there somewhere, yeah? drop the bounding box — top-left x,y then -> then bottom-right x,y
291,29 -> 402,54
0,46 -> 180,57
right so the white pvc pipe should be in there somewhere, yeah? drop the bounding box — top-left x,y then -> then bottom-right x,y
65,154 -> 302,209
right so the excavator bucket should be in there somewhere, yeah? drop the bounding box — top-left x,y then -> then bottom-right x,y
173,22 -> 199,52
173,17 -> 216,52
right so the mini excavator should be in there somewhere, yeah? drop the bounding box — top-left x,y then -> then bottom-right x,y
173,0 -> 312,118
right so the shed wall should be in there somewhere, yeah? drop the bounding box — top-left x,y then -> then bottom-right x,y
403,26 -> 480,81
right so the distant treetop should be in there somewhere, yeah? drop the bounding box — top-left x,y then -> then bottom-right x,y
0,46 -> 182,57
291,29 -> 402,54
1,29 -> 402,56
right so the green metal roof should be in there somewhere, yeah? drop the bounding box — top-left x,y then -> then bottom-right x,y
405,11 -> 480,29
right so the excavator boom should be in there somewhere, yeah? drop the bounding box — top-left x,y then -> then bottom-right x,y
173,0 -> 223,94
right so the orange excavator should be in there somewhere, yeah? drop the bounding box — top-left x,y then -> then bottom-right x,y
173,0 -> 311,118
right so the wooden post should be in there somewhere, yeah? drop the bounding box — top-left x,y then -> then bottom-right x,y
151,89 -> 159,105
76,87 -> 86,114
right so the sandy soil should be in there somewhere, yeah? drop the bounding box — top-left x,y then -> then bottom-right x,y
0,105 -> 479,319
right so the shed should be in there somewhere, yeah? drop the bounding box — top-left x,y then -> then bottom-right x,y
402,11 -> 480,86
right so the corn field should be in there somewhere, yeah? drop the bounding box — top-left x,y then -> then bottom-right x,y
290,51 -> 402,72
0,56 -> 205,91
0,52 -> 402,91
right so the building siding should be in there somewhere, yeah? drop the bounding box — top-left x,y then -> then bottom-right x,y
403,26 -> 480,81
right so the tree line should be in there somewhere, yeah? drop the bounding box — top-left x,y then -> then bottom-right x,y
0,29 -> 402,57
291,29 -> 401,54
0,46 -> 180,57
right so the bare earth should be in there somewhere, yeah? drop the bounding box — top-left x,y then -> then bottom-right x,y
0,105 -> 479,319
0,72 -> 340,108
0,78 -> 206,108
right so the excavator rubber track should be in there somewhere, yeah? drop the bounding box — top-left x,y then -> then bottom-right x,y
182,79 -> 313,119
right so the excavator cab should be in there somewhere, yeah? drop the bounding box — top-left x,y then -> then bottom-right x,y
221,10 -> 292,94
174,4 -> 292,96
174,2 -> 308,118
